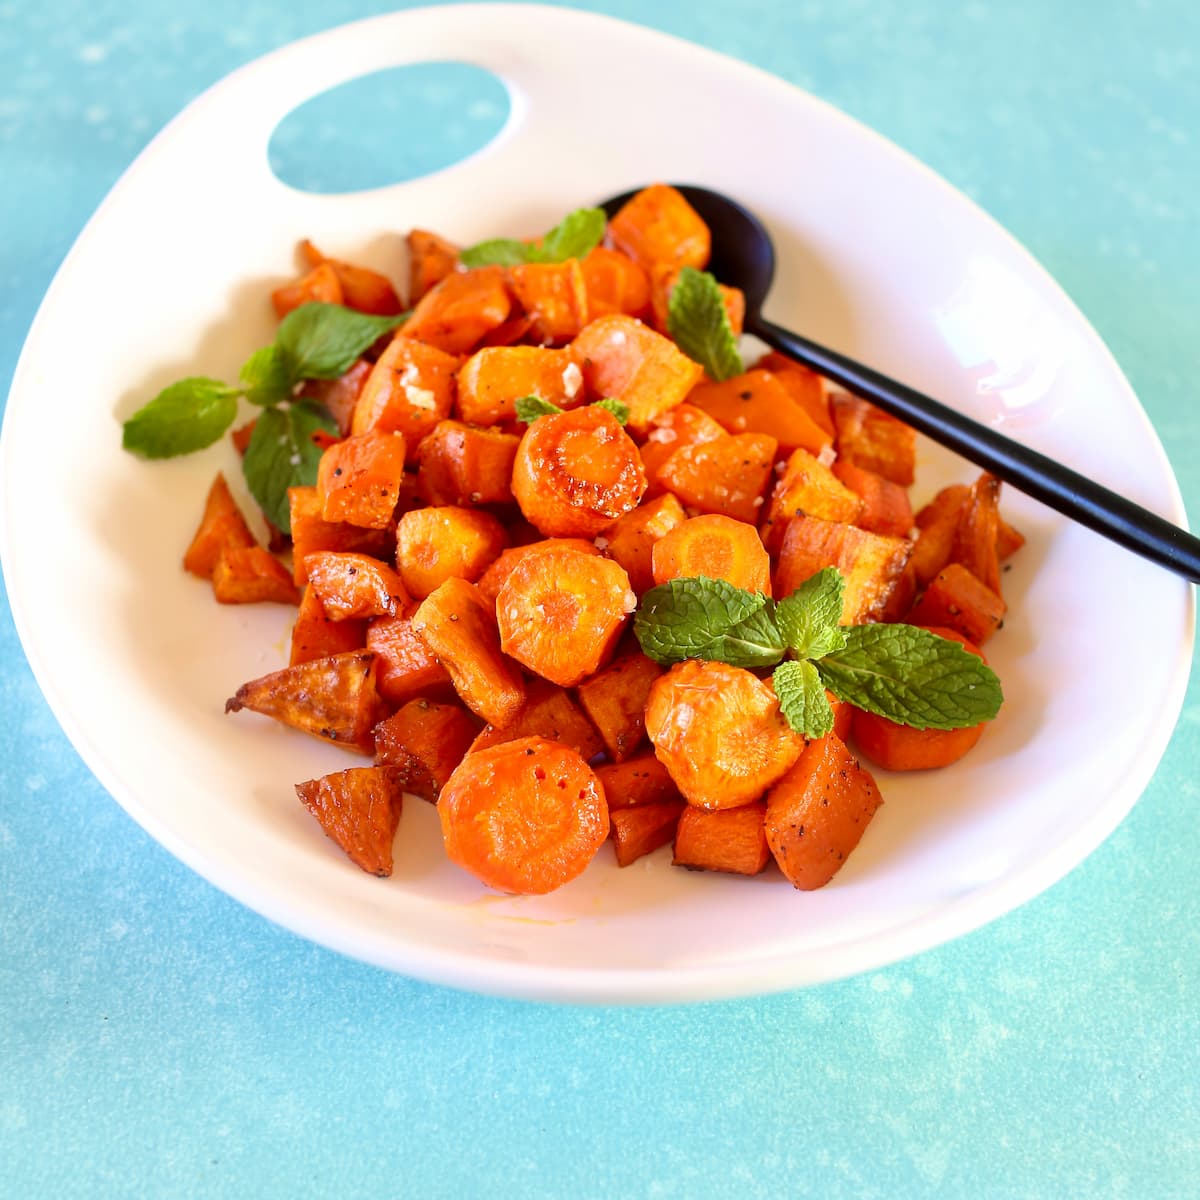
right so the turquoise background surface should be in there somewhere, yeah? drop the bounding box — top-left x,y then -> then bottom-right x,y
2,1 -> 1198,1195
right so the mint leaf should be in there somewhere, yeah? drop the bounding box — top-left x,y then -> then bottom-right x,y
776,568 -> 847,660
276,302 -> 404,381
667,266 -> 744,382
634,577 -> 784,668
242,401 -> 338,533
458,238 -> 529,268
121,378 -> 239,458
514,395 -> 564,423
815,623 -> 1002,731
591,398 -> 630,425
773,660 -> 835,739
240,344 -> 296,407
538,207 -> 606,262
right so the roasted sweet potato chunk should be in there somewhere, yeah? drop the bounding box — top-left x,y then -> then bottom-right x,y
760,448 -> 863,555
687,369 -> 832,457
415,419 -> 519,507
366,606 -> 453,707
455,345 -> 583,426
468,677 -> 604,761
673,802 -> 770,876
304,551 -> 409,620
907,562 -> 1006,645
594,754 -> 681,810
212,545 -> 300,605
611,801 -> 686,867
373,699 -> 480,802
601,492 -> 688,594
657,431 -> 777,524
607,184 -> 711,272
290,585 -> 367,665
351,334 -> 460,451
400,265 -> 512,355
295,765 -> 406,876
184,472 -> 257,578
316,430 -> 408,529
575,644 -> 663,761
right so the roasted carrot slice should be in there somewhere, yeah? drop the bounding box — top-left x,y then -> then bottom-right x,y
906,562 -> 1006,645
830,392 -> 916,487
271,261 -> 343,318
853,691 -> 985,769
415,419 -> 519,507
607,184 -> 711,272
595,753 -> 681,810
507,259 -> 589,343
686,368 -> 832,457
411,578 -> 526,728
400,265 -> 512,355
366,606 -> 453,707
299,240 -> 404,316
512,404 -> 647,537
657,431 -> 777,524
601,492 -> 687,594
290,585 -> 367,665
673,802 -> 770,876
651,513 -> 771,595
295,765 -> 406,876
611,801 -> 685,867
350,334 -> 460,453
407,228 -> 460,304
575,644 -> 663,761
304,551 -> 409,620
394,505 -> 508,600
760,447 -> 863,555
764,733 -> 884,890
225,650 -> 385,754
438,736 -> 609,894
288,485 -> 394,586
475,537 -> 601,606
184,472 -> 257,578
212,545 -> 300,605
455,345 -> 584,425
468,677 -> 605,761
645,660 -> 805,810
495,543 -> 635,687
831,459 -> 915,538
579,245 -> 651,319
316,430 -> 408,529
373,699 -> 480,802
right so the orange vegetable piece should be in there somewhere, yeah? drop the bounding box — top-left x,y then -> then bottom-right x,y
648,265 -> 744,336
400,265 -> 512,355
686,368 -> 832,457
299,240 -> 404,316
760,447 -> 864,555
225,650 -> 385,754
184,472 -> 257,578
673,802 -> 770,876
952,473 -> 1003,595
753,352 -> 834,436
512,404 -> 647,538
456,345 -> 584,425
271,261 -> 343,318
496,543 -> 635,687
395,505 -> 508,600
439,736 -> 609,895
287,485 -> 394,586
575,644 -> 663,761
475,537 -> 600,606
830,392 -> 917,487
290,585 -> 367,665
411,578 -> 526,728
298,358 -> 372,438
415,419 -> 519,507
831,459 -> 915,538
295,765 -> 406,876
350,334 -> 460,454
906,562 -> 1006,645
316,430 -> 408,529
477,314 -> 535,348
601,492 -> 687,594
607,184 -> 711,272
212,545 -> 300,605
595,754 -> 681,810
407,228 -> 460,304
911,484 -> 969,587
765,733 -> 884,890
366,606 -> 453,708
651,513 -> 771,596
639,402 -> 728,490
657,431 -> 777,524
507,259 -> 589,343
304,551 -> 409,620
580,245 -> 651,319
645,660 -> 805,810
775,515 -> 914,624
373,699 -> 480,802
611,801 -> 686,868
571,314 -> 704,434
468,677 -> 605,762
997,516 -> 1025,561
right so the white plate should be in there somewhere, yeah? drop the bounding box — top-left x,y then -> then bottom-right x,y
1,5 -> 1193,1003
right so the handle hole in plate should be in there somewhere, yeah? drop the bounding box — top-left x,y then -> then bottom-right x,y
268,62 -> 511,194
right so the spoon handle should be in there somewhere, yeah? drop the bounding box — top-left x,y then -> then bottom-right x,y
754,316 -> 1200,585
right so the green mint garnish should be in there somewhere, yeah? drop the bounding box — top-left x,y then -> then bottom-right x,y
121,378 -> 240,458
459,206 -> 606,268
242,401 -> 338,534
666,266 -> 744,382
633,571 -> 1002,735
239,344 -> 295,407
514,396 -> 564,423
275,302 -> 405,380
590,397 -> 630,425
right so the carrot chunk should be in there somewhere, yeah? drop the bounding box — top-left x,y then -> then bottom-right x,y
830,392 -> 917,487
645,661 -> 805,810
475,537 -> 601,606
366,606 -> 453,707
657,431 -> 777,524
760,447 -> 864,555
304,551 -> 409,620
607,184 -> 711,272
651,513 -> 772,595
299,240 -> 404,315
415,419 -> 519,507
438,736 -> 609,894
212,545 -> 301,605
595,753 -> 681,810
468,677 -> 605,761
752,352 -> 834,436
373,699 -> 480,802
350,334 -> 460,452
673,802 -> 770,876
580,245 -> 651,319
400,265 -> 512,355
575,644 -> 663,761
288,486 -> 394,586
601,492 -> 687,594
831,459 -> 915,538
906,562 -> 1006,645
395,505 -> 508,600
507,259 -> 589,343
496,544 -> 636,687
512,405 -> 647,538
638,402 -> 728,491
456,345 -> 584,425
952,473 -> 1003,595
611,801 -> 685,867
687,369 -> 832,457
184,472 -> 257,578
290,585 -> 367,665
765,733 -> 884,890
271,261 -> 343,318
298,358 -> 372,437
407,228 -> 460,304
295,765 -> 406,876
316,430 -> 408,529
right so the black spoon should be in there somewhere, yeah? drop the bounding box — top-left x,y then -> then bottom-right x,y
601,185 -> 1200,584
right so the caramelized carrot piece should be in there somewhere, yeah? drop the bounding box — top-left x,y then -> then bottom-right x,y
316,430 -> 408,529
271,261 -> 343,318
601,492 -> 687,594
651,513 -> 772,595
687,368 -> 831,456
411,578 -> 526,728
512,405 -> 647,537
831,459 -> 915,538
611,801 -> 685,867
765,733 -> 884,890
468,677 -> 605,761
290,585 -> 367,666
753,352 -> 834,436
570,314 -> 704,433
295,765 -> 406,876
407,228 -> 460,304
760,448 -> 864,556
475,537 -> 601,606
366,606 -> 454,707
657,431 -> 777,524
574,644 -> 663,761
906,562 -> 1006,645
607,184 -> 711,272
638,402 -> 728,491
373,699 -> 480,802
580,245 -> 651,319
996,516 -> 1026,561
184,472 -> 257,578
288,485 -> 394,586
673,802 -> 770,876
212,545 -> 301,605
438,736 -> 610,894
507,259 -> 589,343
400,265 -> 512,354
648,265 -> 744,336
350,334 -> 460,453
395,505 -> 508,599
495,544 -> 635,687
952,473 -> 1003,595
298,358 -> 373,437
456,345 -> 584,425
645,660 -> 805,810
415,419 -> 519,507
595,754 -> 681,810
304,551 -> 409,620
830,392 -> 916,487
299,240 -> 404,315
225,650 -> 385,754
911,484 -> 969,587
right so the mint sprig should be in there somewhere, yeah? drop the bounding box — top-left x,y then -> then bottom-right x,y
633,570 -> 1002,736
514,396 -> 630,426
121,378 -> 240,458
666,266 -> 744,382
459,206 -> 606,268
243,401 -> 337,533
